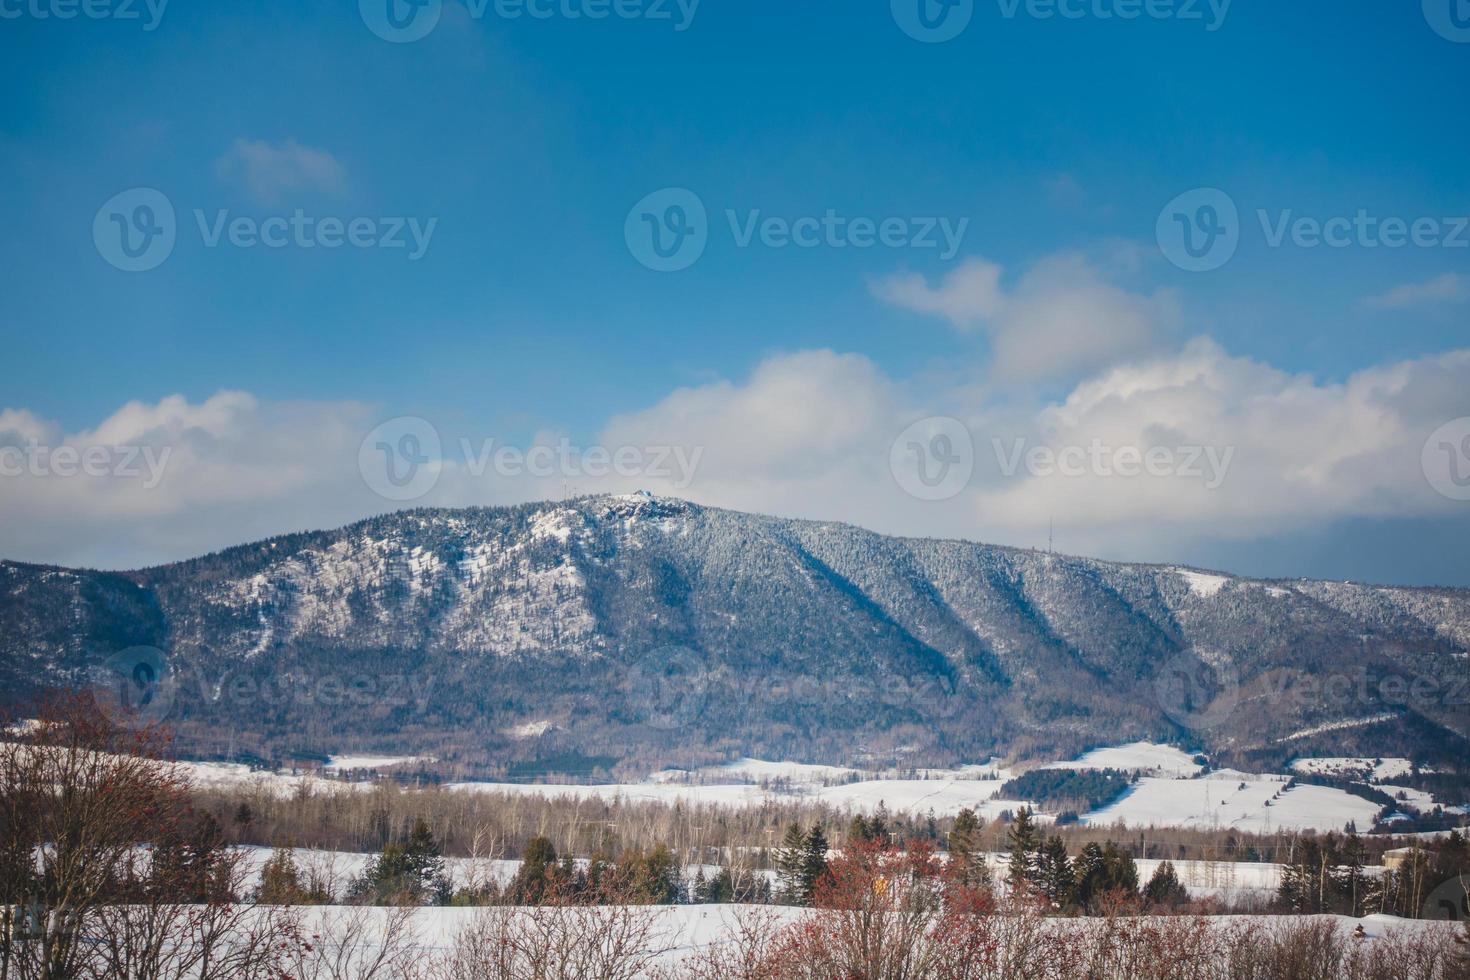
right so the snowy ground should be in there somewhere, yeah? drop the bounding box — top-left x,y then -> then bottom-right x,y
1083,773 -> 1383,834
1043,742 -> 1204,778
234,904 -> 1450,970
178,742 -> 1455,835
232,845 -> 1308,907
234,845 -> 526,896
445,773 -> 1025,820
325,754 -> 434,772
1290,757 -> 1416,782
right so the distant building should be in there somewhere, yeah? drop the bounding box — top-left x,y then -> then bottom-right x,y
1382,847 -> 1418,870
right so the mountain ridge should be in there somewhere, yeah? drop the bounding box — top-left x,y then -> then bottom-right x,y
3,493 -> 1467,777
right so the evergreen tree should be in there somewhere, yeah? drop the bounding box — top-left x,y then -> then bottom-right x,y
868,804 -> 892,846
1006,807 -> 1041,894
1334,834 -> 1370,917
1073,841 -> 1138,910
802,825 -> 830,904
690,866 -> 708,904
621,843 -> 680,904
403,818 -> 451,904
948,808 -> 990,889
1034,835 -> 1074,908
1072,842 -> 1107,910
706,867 -> 734,903
1279,836 -> 1333,913
776,823 -> 808,904
1101,842 -> 1139,896
257,847 -> 305,905
510,836 -> 558,904
585,848 -> 613,896
1143,861 -> 1189,908
351,842 -> 415,904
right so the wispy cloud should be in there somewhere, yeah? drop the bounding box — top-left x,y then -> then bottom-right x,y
870,253 -> 1178,381
215,138 -> 347,204
1043,174 -> 1086,210
1363,273 -> 1469,311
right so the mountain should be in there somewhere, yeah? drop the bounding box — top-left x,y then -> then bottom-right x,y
2,493 -> 1468,778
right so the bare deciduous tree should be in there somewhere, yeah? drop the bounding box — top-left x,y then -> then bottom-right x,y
429,875 -> 671,980
1,698 -> 189,980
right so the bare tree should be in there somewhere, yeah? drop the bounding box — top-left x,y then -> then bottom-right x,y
1,698 -> 189,980
651,907 -> 787,980
429,875 -> 671,980
84,848 -> 295,980
286,905 -> 425,980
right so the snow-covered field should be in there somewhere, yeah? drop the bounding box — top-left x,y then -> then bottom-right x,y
326,754 -> 434,772
177,742 -> 1456,835
235,844 -> 1295,907
234,845 -> 523,896
1083,773 -> 1383,834
177,761 -> 376,797
1043,741 -> 1204,778
229,904 -> 1451,971
447,772 -> 1024,820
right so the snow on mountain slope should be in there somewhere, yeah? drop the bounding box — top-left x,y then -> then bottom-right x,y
1290,757 -> 1416,782
1175,570 -> 1231,598
3,495 -> 1468,769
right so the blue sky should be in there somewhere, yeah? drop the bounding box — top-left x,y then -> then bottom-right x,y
1,0 -> 1468,583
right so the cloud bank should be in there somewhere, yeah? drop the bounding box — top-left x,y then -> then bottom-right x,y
5,340 -> 1466,575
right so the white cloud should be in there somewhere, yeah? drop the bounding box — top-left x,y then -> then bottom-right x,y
870,258 -> 1005,328
968,341 -> 1470,551
0,408 -> 58,445
0,393 -> 382,568
871,253 -> 1178,380
1363,273 -> 1469,311
592,342 -> 1470,560
215,138 -> 347,203
3,342 -> 1467,572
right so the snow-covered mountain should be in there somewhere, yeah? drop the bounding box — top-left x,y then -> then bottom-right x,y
3,493 -> 1467,774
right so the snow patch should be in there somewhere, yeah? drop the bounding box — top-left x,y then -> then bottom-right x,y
1175,569 -> 1230,598
1279,714 -> 1397,742
326,755 -> 432,772
1046,742 -> 1203,778
1290,757 -> 1414,783
504,720 -> 554,739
